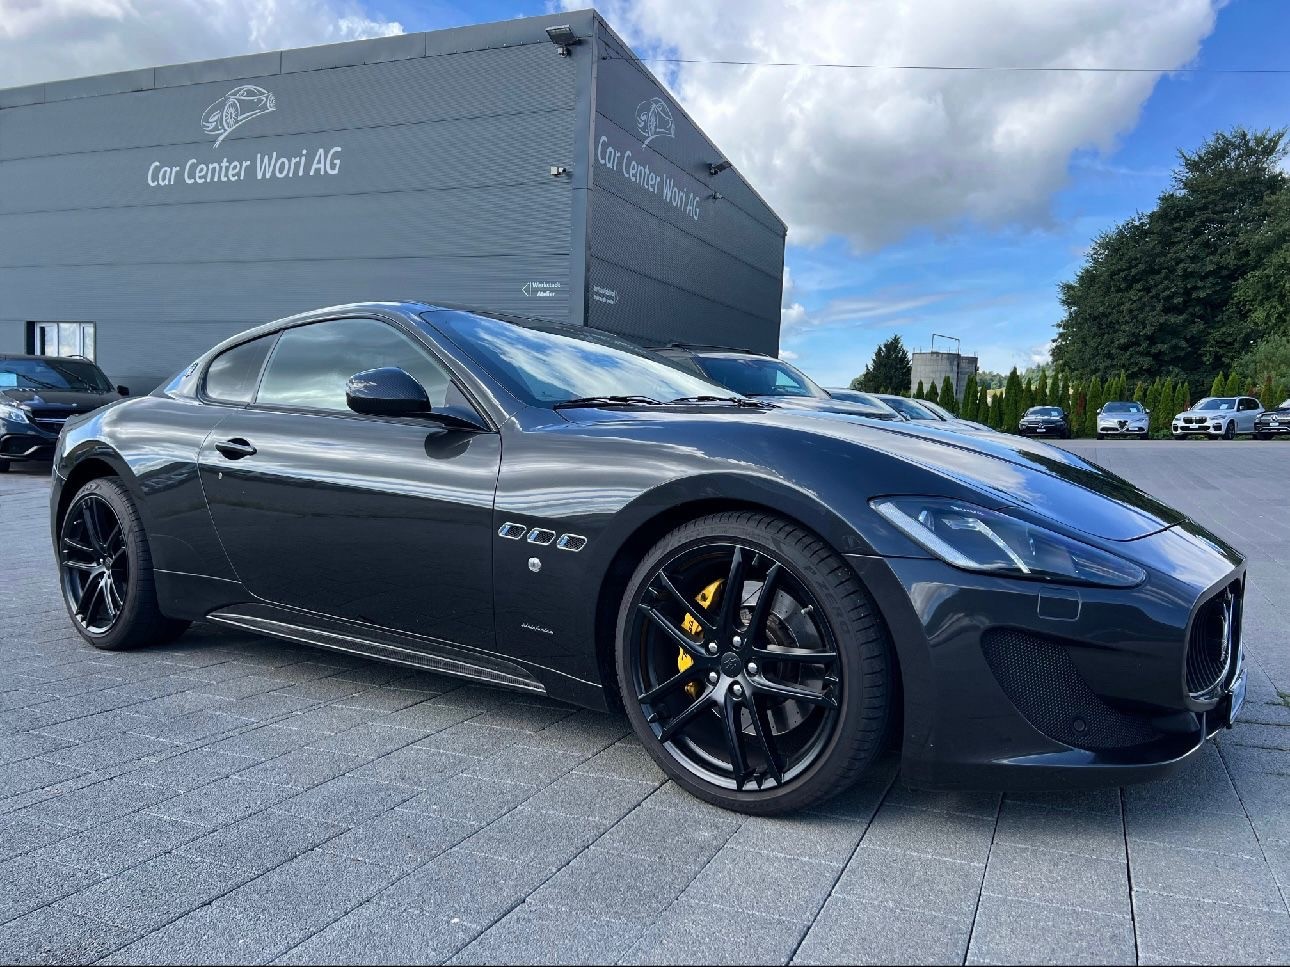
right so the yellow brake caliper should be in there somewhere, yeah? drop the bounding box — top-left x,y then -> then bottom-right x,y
679,580 -> 723,697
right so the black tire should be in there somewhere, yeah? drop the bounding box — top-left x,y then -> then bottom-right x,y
57,476 -> 189,651
1096,433 -> 1104,440
1223,421 -> 1236,440
616,511 -> 892,814
0,459 -> 9,473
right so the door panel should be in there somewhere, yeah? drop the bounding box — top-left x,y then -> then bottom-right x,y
198,408 -> 501,650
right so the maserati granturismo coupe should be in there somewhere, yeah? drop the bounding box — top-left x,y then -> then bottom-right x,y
49,303 -> 1247,813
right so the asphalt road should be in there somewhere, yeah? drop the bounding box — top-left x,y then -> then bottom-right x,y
1,440 -> 1288,965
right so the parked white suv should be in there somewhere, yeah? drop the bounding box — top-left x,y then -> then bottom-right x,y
1172,396 -> 1263,439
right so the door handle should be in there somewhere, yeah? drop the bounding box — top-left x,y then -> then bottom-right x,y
215,438 -> 257,460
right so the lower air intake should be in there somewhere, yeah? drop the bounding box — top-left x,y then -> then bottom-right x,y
982,629 -> 1158,750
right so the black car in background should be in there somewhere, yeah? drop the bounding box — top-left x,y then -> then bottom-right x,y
649,345 -> 901,421
49,302 -> 1247,814
1254,398 -> 1290,439
1018,405 -> 1071,439
0,355 -> 127,472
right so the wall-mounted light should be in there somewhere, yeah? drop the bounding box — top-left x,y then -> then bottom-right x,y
708,159 -> 733,176
545,25 -> 580,56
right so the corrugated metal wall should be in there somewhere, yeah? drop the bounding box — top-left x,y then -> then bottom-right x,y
0,11 -> 786,392
0,18 -> 587,391
585,23 -> 785,356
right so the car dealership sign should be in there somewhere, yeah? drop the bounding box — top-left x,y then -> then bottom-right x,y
144,85 -> 344,188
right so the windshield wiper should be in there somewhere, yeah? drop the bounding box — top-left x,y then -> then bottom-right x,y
668,395 -> 769,408
553,395 -> 665,410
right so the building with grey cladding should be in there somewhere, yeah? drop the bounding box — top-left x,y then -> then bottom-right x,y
0,9 -> 785,393
911,350 -> 979,403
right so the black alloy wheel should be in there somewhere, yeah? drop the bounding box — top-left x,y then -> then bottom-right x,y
58,477 -> 188,650
618,512 -> 891,814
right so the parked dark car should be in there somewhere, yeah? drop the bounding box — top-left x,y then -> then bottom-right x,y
1254,398 -> 1290,439
1018,405 -> 1071,439
649,345 -> 901,421
50,303 -> 1247,813
0,355 -> 127,472
870,394 -> 994,435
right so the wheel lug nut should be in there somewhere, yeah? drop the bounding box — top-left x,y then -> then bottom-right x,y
732,635 -> 743,648
706,642 -> 718,655
747,662 -> 759,676
731,683 -> 744,697
707,671 -> 719,685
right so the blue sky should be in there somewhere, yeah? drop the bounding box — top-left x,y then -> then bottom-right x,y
374,0 -> 1287,385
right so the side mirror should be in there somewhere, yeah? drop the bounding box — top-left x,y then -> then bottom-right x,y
116,385 -> 130,397
1145,409 -> 1151,415
345,367 -> 430,416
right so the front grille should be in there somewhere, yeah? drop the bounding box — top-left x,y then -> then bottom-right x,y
982,629 -> 1158,750
1186,582 -> 1241,697
32,418 -> 65,435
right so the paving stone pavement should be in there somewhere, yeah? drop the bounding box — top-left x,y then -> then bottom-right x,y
0,440 -> 1287,965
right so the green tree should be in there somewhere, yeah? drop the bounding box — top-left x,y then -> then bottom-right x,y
856,335 -> 913,394
926,380 -> 940,405
1070,379 -> 1087,438
1211,372 -> 1227,398
1035,370 -> 1049,407
1085,376 -> 1104,436
1132,381 -> 1146,406
1235,333 -> 1290,394
939,375 -> 956,413
1020,379 -> 1035,416
1053,127 -> 1290,387
1174,379 -> 1191,418
914,379 -> 925,399
962,373 -> 979,421
1003,367 -> 1022,431
989,391 -> 1004,430
1224,371 -> 1244,396
977,385 -> 990,424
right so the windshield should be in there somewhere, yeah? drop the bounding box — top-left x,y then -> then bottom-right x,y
0,357 -> 112,393
1195,398 -> 1236,411
881,396 -> 938,420
1025,407 -> 1064,418
688,355 -> 826,399
828,389 -> 892,410
1102,402 -> 1143,414
1279,399 -> 1290,410
423,310 -> 728,407
919,400 -> 957,420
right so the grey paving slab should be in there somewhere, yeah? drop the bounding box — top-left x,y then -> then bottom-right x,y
3,437 -> 1290,965
966,892 -> 1135,965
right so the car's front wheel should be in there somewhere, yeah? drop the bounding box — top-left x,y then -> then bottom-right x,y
617,512 -> 892,814
1223,421 -> 1236,440
0,459 -> 9,473
57,477 -> 189,651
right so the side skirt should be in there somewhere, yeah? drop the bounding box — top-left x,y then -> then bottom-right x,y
207,609 -> 547,695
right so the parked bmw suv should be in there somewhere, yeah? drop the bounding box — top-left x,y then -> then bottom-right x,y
0,355 -> 127,471
1172,397 -> 1263,440
1096,401 -> 1150,439
1254,399 -> 1290,439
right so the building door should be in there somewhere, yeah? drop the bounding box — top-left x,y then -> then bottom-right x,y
28,322 -> 96,360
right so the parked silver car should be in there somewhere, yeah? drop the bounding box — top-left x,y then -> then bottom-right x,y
1096,401 -> 1150,439
1172,396 -> 1263,439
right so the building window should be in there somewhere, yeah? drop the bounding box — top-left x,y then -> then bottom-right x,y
28,322 -> 96,361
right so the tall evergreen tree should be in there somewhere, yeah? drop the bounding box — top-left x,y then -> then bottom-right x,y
1035,370 -> 1049,407
926,380 -> 940,405
977,385 -> 990,424
1224,371 -> 1243,396
989,391 -> 1004,430
856,335 -> 913,394
1085,376 -> 1104,436
1174,379 -> 1191,417
939,375 -> 956,413
1210,372 -> 1226,398
1003,367 -> 1022,430
914,379 -> 925,399
962,373 -> 979,421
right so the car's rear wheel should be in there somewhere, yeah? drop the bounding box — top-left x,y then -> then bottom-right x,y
616,512 -> 891,814
58,477 -> 188,651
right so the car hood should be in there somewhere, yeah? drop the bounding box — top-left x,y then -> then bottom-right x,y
0,387 -> 115,412
1099,412 -> 1148,421
1177,409 -> 1232,420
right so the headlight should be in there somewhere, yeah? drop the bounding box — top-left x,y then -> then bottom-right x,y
0,403 -> 30,425
871,497 -> 1146,588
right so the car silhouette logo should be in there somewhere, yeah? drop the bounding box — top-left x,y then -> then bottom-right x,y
635,97 -> 675,146
201,85 -> 276,148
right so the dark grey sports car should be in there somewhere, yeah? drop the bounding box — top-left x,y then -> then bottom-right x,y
49,303 -> 1247,813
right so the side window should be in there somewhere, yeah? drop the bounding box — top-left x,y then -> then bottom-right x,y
1240,398 -> 1259,411
255,318 -> 452,413
204,336 -> 275,403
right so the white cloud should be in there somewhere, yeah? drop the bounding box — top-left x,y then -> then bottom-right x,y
0,0 -> 403,88
584,0 -> 1220,250
779,348 -> 799,361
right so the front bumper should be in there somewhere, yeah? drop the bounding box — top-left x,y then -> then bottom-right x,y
1254,420 -> 1290,436
848,522 -> 1246,789
0,422 -> 59,462
1018,423 -> 1066,436
1172,421 -> 1226,437
1097,423 -> 1149,436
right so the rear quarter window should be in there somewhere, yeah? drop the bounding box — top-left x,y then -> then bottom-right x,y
204,336 -> 275,403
